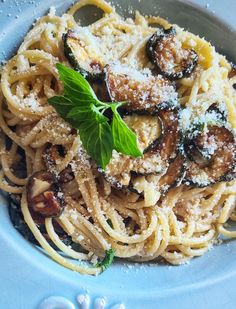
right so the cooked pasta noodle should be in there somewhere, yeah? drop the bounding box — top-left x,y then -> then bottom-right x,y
0,0 -> 236,275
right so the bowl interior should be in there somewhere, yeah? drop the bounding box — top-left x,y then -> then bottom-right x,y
0,0 -> 236,308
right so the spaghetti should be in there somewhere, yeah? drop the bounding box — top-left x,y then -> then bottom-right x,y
0,0 -> 236,275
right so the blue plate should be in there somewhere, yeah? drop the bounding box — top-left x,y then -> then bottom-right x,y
0,1 -> 236,308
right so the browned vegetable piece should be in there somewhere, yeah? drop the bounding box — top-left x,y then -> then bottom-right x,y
148,104 -> 181,161
103,103 -> 182,190
184,140 -> 210,167
27,171 -> 64,217
206,103 -> 227,122
63,30 -> 103,79
59,166 -> 75,184
91,80 -> 111,103
123,113 -> 163,153
159,153 -> 186,192
146,27 -> 198,80
185,125 -> 236,187
104,64 -> 178,113
43,144 -> 65,172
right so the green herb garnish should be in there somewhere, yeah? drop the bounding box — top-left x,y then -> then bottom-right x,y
96,248 -> 115,271
48,64 -> 142,169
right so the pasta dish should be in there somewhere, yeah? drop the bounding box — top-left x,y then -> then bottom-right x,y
0,0 -> 236,275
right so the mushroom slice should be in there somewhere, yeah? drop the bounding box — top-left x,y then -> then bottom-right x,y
59,166 -> 75,184
146,27 -> 198,80
27,171 -> 64,217
104,63 -> 178,113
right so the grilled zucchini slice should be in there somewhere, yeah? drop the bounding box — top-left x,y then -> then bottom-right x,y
63,30 -> 104,79
185,124 -> 236,187
104,63 -> 178,112
103,103 -> 182,191
146,27 -> 198,80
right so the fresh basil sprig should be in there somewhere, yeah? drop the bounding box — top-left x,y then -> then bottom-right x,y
48,63 -> 142,169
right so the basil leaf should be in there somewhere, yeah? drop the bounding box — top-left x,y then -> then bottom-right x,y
90,104 -> 109,123
48,64 -> 142,169
79,118 -> 113,169
96,248 -> 115,272
48,95 -> 74,114
67,105 -> 92,118
111,104 -> 142,157
48,96 -> 80,129
56,63 -> 98,104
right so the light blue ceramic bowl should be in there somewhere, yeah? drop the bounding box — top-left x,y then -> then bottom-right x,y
0,1 -> 236,308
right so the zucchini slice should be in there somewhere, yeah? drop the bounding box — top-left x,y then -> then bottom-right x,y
206,103 -> 227,122
103,103 -> 182,191
63,30 -> 103,79
123,113 -> 163,152
159,153 -> 186,192
146,27 -> 198,80
147,103 -> 181,161
184,103 -> 228,168
104,63 -> 178,112
185,124 -> 236,187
